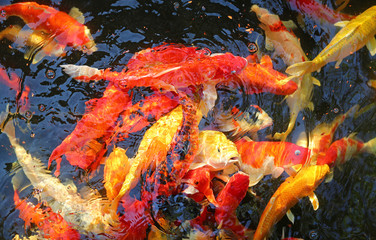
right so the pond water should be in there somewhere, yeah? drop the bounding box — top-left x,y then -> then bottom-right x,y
0,0 -> 375,239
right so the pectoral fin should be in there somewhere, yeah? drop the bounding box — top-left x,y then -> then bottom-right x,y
286,209 -> 295,223
366,37 -> 376,56
334,21 -> 349,28
335,59 -> 343,68
309,192 -> 319,210
282,20 -> 298,30
325,170 -> 334,183
311,76 -> 321,86
271,166 -> 285,178
69,7 -> 85,24
265,36 -> 274,51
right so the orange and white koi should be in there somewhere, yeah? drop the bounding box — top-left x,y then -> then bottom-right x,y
251,5 -> 321,141
253,164 -> 330,240
0,2 -> 97,63
286,5 -> 376,78
235,137 -> 310,186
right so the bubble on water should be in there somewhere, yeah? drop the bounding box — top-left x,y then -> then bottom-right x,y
25,111 -> 33,119
45,69 -> 56,79
202,48 -> 211,56
174,2 -> 179,9
1,10 -> 6,17
333,108 -> 339,113
38,104 -> 46,112
248,42 -> 258,53
309,230 -> 319,240
30,132 -> 35,138
202,6 -> 206,11
295,150 -> 301,156
82,45 -> 88,52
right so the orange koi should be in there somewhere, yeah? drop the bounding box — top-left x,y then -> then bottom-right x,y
235,137 -> 310,186
215,172 -> 250,238
14,191 -> 80,239
0,2 -> 96,62
253,164 -> 330,240
285,0 -> 354,25
0,67 -> 30,113
182,166 -> 218,206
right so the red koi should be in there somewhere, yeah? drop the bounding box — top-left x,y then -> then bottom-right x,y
0,2 -> 97,55
285,0 -> 354,24
14,190 -> 80,239
215,172 -> 250,238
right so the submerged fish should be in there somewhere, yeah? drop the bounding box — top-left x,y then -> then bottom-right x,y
286,5 -> 376,78
253,164 -> 330,240
3,116 -> 114,235
0,2 -> 97,63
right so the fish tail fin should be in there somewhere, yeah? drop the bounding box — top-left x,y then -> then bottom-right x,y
362,137 -> 376,155
60,64 -> 102,82
1,106 -> 15,142
285,61 -> 314,77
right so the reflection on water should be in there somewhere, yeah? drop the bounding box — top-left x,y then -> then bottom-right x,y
0,0 -> 375,239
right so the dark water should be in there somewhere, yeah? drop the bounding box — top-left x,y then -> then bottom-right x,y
0,0 -> 375,239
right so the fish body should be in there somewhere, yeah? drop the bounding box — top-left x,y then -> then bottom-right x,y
253,164 -> 330,240
4,120 -> 114,235
251,5 -> 319,141
0,2 -> 97,56
235,137 -> 310,186
215,172 -> 250,238
286,5 -> 376,77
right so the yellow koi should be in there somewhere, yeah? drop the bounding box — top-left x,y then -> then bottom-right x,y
286,5 -> 376,77
253,164 -> 330,240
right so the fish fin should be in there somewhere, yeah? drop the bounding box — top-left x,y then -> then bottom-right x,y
285,164 -> 302,176
367,80 -> 376,89
362,137 -> 376,155
31,50 -> 47,64
325,170 -> 334,183
183,185 -> 199,195
200,83 -> 217,117
285,61 -> 313,77
265,36 -> 274,51
260,54 -> 274,68
61,64 -> 102,82
309,193 -> 319,210
335,59 -> 343,68
69,7 -> 85,24
271,167 -> 284,178
286,210 -> 295,224
189,162 -> 206,170
354,102 -> 376,118
282,20 -> 298,30
366,37 -> 376,56
334,21 -> 350,28
311,76 -> 321,86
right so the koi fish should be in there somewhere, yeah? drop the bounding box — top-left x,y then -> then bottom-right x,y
235,137 -> 310,186
285,0 -> 353,25
3,116 -> 114,235
190,130 -> 240,171
208,104 -> 273,141
215,172 -> 250,238
0,2 -> 97,63
286,5 -> 376,78
111,105 -> 183,210
253,164 -> 330,240
251,5 -> 321,141
13,190 -> 80,239
0,67 -> 30,113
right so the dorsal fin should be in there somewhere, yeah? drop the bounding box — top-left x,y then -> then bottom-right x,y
260,55 -> 273,68
69,7 -> 85,24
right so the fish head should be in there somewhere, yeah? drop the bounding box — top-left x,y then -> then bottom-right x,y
251,5 -> 280,27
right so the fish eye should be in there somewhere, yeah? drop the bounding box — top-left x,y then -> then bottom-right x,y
295,150 -> 301,156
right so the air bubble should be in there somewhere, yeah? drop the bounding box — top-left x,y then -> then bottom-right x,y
25,111 -> 33,119
248,42 -> 258,53
45,69 -> 56,79
1,10 -> 6,17
309,230 -> 319,240
295,150 -> 301,156
333,108 -> 339,113
202,48 -> 211,56
174,2 -> 179,9
38,104 -> 46,112
30,132 -> 35,138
